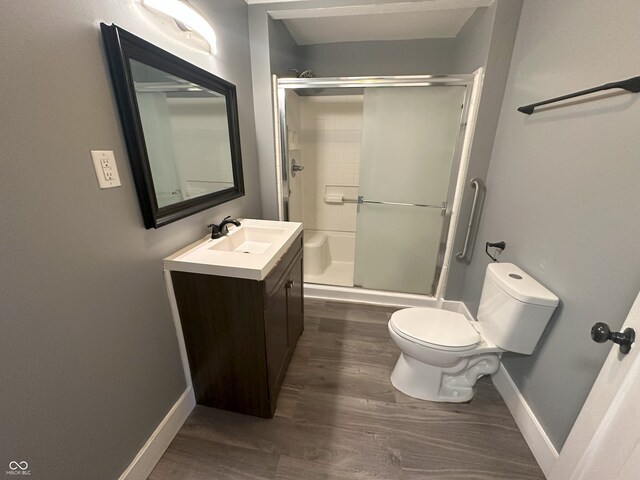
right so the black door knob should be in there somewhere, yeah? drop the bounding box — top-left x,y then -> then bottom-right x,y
591,322 -> 635,354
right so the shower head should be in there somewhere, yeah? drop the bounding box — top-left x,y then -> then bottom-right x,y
287,68 -> 316,79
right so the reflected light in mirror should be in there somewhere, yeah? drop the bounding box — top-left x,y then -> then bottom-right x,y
143,0 -> 218,54
130,59 -> 233,208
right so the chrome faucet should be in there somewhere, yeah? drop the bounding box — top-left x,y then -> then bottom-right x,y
208,216 -> 241,239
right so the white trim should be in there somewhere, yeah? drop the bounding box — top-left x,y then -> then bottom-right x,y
304,283 -> 438,308
246,0 -> 313,4
277,73 -> 481,300
492,363 -> 558,477
304,282 -> 472,312
272,74 -> 285,221
438,67 -> 484,299
268,0 -> 494,19
118,387 -> 196,480
164,270 -> 192,388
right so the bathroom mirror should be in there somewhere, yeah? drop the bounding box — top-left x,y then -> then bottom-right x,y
100,23 -> 244,228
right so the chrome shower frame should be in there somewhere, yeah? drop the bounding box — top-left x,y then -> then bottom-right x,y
274,73 -> 479,299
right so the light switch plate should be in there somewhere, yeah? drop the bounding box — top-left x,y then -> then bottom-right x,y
91,150 -> 121,189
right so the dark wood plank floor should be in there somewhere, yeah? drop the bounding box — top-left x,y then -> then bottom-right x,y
148,299 -> 544,480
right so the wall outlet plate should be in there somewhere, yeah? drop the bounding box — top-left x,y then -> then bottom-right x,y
91,150 -> 121,189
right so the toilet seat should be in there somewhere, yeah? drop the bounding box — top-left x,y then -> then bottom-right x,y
389,308 -> 480,352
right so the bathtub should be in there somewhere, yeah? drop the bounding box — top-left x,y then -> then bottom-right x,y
303,230 -> 355,287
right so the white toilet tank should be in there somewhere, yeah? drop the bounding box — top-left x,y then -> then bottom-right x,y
477,263 -> 559,354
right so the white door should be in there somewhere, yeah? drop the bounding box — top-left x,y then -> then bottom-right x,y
550,290 -> 640,479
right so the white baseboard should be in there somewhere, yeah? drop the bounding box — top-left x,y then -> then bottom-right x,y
118,386 -> 196,480
492,363 -> 558,477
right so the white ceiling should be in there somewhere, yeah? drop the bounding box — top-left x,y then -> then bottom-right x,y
266,0 -> 493,45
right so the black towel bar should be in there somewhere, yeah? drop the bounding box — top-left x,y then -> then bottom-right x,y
518,75 -> 640,115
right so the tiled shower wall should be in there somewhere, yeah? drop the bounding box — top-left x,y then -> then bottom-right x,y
300,95 -> 363,232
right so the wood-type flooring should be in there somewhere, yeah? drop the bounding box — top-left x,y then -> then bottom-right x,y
149,299 -> 544,480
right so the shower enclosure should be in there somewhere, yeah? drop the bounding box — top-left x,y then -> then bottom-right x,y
275,75 -> 478,298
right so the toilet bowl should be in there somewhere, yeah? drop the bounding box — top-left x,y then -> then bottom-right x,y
388,263 -> 559,403
388,308 -> 502,402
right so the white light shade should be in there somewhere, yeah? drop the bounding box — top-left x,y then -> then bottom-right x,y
143,0 -> 217,54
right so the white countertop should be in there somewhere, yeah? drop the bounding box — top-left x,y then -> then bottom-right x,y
163,219 -> 303,281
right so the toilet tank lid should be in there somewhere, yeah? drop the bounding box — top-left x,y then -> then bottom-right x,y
486,263 -> 559,308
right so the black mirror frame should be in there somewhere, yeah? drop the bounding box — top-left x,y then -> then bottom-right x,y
100,23 -> 245,229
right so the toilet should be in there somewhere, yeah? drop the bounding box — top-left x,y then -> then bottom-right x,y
388,263 -> 559,402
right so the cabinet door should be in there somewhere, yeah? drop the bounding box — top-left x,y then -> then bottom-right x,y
287,253 -> 304,344
264,276 -> 290,397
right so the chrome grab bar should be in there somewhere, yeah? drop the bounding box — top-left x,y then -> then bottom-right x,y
456,177 -> 485,263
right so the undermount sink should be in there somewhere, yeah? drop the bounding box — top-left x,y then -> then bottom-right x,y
208,226 -> 287,255
164,219 -> 303,280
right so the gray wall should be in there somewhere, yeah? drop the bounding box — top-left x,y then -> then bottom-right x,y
249,4 -> 281,220
251,6 -> 458,221
445,0 -> 523,299
452,6 -> 494,73
0,1 -> 260,479
268,18 -> 460,77
460,0 -> 640,450
249,2 -> 470,220
269,17 -> 301,77
250,0 -> 520,227
298,38 -> 456,77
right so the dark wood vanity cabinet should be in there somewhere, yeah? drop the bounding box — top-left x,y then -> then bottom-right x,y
171,234 -> 303,418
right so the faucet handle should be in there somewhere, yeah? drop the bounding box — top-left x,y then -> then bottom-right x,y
207,216 -> 231,227
207,223 -> 223,239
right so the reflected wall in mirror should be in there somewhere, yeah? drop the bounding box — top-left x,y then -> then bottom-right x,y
100,24 -> 244,228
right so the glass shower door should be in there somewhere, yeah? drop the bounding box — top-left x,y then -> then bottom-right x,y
353,86 -> 466,295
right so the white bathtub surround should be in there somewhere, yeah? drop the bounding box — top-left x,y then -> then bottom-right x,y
303,282 -> 475,314
286,94 -> 363,287
299,95 -> 363,233
278,75 -> 481,299
303,229 -> 355,287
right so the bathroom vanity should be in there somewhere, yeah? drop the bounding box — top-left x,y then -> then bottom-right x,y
164,219 -> 303,418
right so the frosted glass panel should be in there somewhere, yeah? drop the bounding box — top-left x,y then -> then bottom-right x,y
354,86 -> 465,295
355,204 -> 446,294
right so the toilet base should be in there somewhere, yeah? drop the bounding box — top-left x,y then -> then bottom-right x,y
390,352 -> 500,403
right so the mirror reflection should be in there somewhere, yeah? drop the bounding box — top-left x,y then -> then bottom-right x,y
130,60 -> 234,208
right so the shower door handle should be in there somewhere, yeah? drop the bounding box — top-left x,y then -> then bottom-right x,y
357,196 -> 446,213
456,177 -> 485,263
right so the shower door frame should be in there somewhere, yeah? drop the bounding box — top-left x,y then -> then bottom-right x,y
275,74 -> 478,299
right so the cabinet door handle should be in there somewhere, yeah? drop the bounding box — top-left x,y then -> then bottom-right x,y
286,280 -> 294,289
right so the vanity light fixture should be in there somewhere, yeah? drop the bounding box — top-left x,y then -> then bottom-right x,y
142,0 -> 217,54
